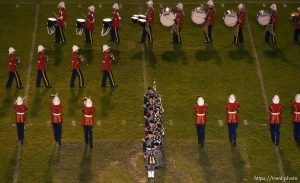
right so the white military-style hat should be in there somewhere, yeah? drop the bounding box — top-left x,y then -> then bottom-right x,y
272,95 -> 280,104
88,5 -> 95,12
84,97 -> 93,107
112,3 -> 119,10
238,3 -> 245,10
58,1 -> 65,9
72,45 -> 79,52
197,97 -> 204,106
37,45 -> 45,52
51,93 -> 60,105
270,4 -> 277,11
103,44 -> 110,52
146,0 -> 153,7
9,47 -> 16,54
176,3 -> 183,10
207,0 -> 214,6
228,94 -> 236,103
295,94 -> 300,103
15,96 -> 24,105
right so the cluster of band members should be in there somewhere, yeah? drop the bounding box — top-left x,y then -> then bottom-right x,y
44,0 -> 300,45
194,94 -> 300,147
143,85 -> 164,179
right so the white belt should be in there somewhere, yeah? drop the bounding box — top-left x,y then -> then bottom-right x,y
84,115 -> 93,117
228,111 -> 237,114
271,112 -> 280,115
17,112 -> 25,115
53,113 -> 61,116
196,113 -> 205,116
294,112 -> 300,115
146,148 -> 153,150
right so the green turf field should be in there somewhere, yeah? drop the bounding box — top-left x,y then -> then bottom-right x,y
0,0 -> 300,182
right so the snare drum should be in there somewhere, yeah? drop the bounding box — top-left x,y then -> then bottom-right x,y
291,12 -> 300,23
138,15 -> 146,20
102,18 -> 112,28
76,18 -> 85,28
131,15 -> 139,23
191,7 -> 207,25
138,19 -> 147,26
47,17 -> 57,27
256,10 -> 270,26
160,7 -> 176,27
223,10 -> 238,27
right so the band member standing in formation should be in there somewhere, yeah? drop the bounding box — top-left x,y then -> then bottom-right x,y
203,0 -> 215,43
111,3 -> 121,43
101,44 -> 118,87
269,95 -> 282,146
36,45 -> 51,88
55,1 -> 67,44
193,96 -> 208,147
173,3 -> 184,44
82,97 -> 96,148
226,94 -> 240,146
234,3 -> 246,44
70,45 -> 85,88
291,94 -> 300,145
84,5 -> 95,44
6,47 -> 23,89
14,96 -> 27,145
293,7 -> 300,42
139,0 -> 154,44
50,93 -> 63,145
265,4 -> 277,43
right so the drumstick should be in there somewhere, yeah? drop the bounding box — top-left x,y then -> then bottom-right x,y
52,11 -> 57,17
81,12 -> 86,18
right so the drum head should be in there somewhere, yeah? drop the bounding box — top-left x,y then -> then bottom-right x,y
160,10 -> 176,27
48,17 -> 57,21
77,18 -> 85,23
138,15 -> 146,19
191,7 -> 207,25
257,10 -> 270,25
223,11 -> 237,27
103,18 -> 112,22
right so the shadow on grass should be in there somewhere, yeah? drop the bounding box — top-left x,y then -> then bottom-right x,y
131,45 -> 157,68
81,44 -> 94,65
0,89 -> 17,116
279,148 -> 300,178
47,45 -> 63,67
79,146 -> 93,183
228,45 -> 253,63
3,145 -> 19,183
44,145 -> 61,183
31,89 -> 49,116
110,43 -> 121,65
230,147 -> 246,182
68,89 -> 83,116
198,147 -> 213,183
161,45 -> 188,65
264,44 -> 289,62
100,89 -> 114,118
195,44 -> 221,64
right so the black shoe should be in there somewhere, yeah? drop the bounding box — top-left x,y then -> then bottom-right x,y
20,140 -> 24,145
90,144 -> 93,148
200,142 -> 204,147
18,86 -> 24,89
232,141 -> 236,146
275,142 -> 279,146
112,84 -> 118,88
79,86 -> 85,88
46,85 -> 52,88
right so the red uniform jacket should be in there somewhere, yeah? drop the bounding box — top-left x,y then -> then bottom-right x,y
15,104 -> 28,123
37,52 -> 47,70
269,103 -> 282,124
8,54 -> 18,72
193,104 -> 208,125
206,8 -> 215,26
57,8 -> 67,27
269,11 -> 277,25
72,52 -> 81,70
50,104 -> 63,123
102,51 -> 112,71
295,19 -> 300,29
84,11 -> 95,30
237,10 -> 246,27
291,102 -> 300,122
112,10 -> 121,28
82,106 -> 96,126
175,10 -> 184,28
146,8 -> 154,27
226,102 -> 240,123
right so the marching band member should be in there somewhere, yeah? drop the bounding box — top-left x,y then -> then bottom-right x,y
173,3 -> 184,44
203,0 -> 215,43
193,96 -> 208,147
268,95 -> 282,146
55,1 -> 67,44
84,5 -> 95,44
143,131 -> 155,179
70,45 -> 85,88
111,3 -> 121,43
50,93 -> 63,145
226,94 -> 240,146
234,3 -> 246,44
265,4 -> 277,43
139,0 -> 154,44
291,94 -> 300,145
5,47 -> 23,89
82,97 -> 96,148
14,96 -> 28,145
101,44 -> 118,87
293,7 -> 300,42
36,45 -> 51,88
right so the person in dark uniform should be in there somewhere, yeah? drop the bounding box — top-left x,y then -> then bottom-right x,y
111,3 -> 121,43
36,45 -> 51,88
50,93 -> 63,145
84,5 -> 95,44
265,4 -> 277,43
55,1 -> 67,44
6,47 -> 23,89
291,94 -> 300,145
226,94 -> 240,146
293,7 -> 300,42
203,0 -> 215,43
82,97 -> 96,148
173,3 -> 184,44
14,96 -> 28,145
234,3 -> 246,44
70,45 -> 85,88
268,95 -> 282,146
193,96 -> 208,147
101,44 -> 118,87
139,0 -> 154,44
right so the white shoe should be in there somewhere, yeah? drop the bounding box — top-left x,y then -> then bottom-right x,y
148,171 -> 151,178
151,171 -> 155,178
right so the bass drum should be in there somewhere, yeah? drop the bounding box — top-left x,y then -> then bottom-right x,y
47,17 -> 57,35
160,7 -> 176,27
76,18 -> 85,36
223,10 -> 238,27
131,15 -> 139,23
191,7 -> 207,25
256,10 -> 270,26
101,18 -> 112,36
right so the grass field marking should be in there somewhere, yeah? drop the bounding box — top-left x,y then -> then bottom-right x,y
168,119 -> 174,126
13,145 -> 22,183
246,15 -> 285,179
98,4 -> 102,8
243,119 -> 249,126
46,120 -> 51,127
121,120 -> 126,126
283,3 -> 287,8
24,4 -> 39,99
96,120 -> 101,126
16,4 -> 19,8
12,123 -> 16,126
78,4 -> 81,8
262,3 -> 266,7
218,120 -> 224,127
141,46 -> 147,90
221,3 -> 224,8
71,120 -> 77,126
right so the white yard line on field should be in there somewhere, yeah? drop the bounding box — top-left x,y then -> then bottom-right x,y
13,5 -> 40,183
246,15 -> 285,180
139,5 -> 148,91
